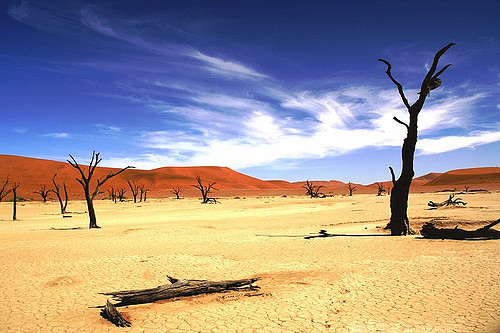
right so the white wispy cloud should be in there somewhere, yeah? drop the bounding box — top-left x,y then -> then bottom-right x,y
43,132 -> 70,138
417,127 -> 500,155
191,51 -> 268,80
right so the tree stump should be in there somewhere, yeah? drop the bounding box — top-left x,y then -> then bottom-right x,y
100,300 -> 131,327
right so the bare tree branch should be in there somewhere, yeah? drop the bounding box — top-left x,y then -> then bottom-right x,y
392,116 -> 409,130
378,58 -> 411,109
389,166 -> 396,185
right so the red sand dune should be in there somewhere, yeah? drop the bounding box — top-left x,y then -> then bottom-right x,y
0,155 -> 296,200
0,155 -> 498,200
424,167 -> 500,187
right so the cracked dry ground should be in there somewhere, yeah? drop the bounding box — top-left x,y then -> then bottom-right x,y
1,192 -> 499,332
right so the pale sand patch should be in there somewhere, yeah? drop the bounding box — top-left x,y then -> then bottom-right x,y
0,192 -> 499,332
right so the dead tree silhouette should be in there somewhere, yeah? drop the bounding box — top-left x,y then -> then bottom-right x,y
127,180 -> 140,203
139,186 -> 148,202
12,182 -> 20,221
117,188 -> 127,202
346,182 -> 356,196
68,151 -> 133,228
0,176 -> 12,202
34,184 -> 50,202
51,174 -> 68,214
302,180 -> 326,198
107,188 -> 118,203
379,42 -> 454,235
191,176 -> 219,204
171,186 -> 182,199
376,182 -> 386,196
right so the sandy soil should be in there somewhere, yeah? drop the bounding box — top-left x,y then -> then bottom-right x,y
1,192 -> 499,332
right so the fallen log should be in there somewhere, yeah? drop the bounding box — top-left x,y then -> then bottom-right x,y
102,276 -> 261,307
420,218 -> 500,240
428,194 -> 466,208
100,300 -> 131,327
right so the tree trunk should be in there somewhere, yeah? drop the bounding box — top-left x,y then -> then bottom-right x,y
420,219 -> 500,240
102,276 -> 260,307
85,190 -> 99,228
12,188 -> 17,221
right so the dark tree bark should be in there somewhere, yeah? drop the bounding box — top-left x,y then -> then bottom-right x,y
12,182 -> 20,221
421,219 -> 500,240
68,151 -> 133,229
170,186 -> 182,199
0,176 -> 12,202
100,300 -> 131,327
379,43 -> 455,235
191,176 -> 219,204
127,180 -> 139,203
51,174 -> 68,214
102,276 -> 261,307
34,184 -> 50,202
346,182 -> 356,196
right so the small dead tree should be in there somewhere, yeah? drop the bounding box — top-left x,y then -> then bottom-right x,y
191,176 -> 219,204
0,176 -> 12,202
12,182 -> 20,221
127,180 -> 140,203
139,186 -> 149,202
68,151 -> 133,228
428,194 -> 466,208
346,182 -> 356,196
107,187 -> 118,203
379,43 -> 454,235
376,182 -> 386,196
464,186 -> 470,193
51,174 -> 68,214
171,186 -> 182,199
34,184 -> 50,202
117,188 -> 127,202
302,180 -> 325,198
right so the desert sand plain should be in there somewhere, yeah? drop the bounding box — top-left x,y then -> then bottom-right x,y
1,191 -> 499,333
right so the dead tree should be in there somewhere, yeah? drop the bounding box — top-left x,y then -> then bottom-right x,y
464,186 -> 470,193
346,182 -> 356,196
421,219 -> 500,240
376,182 -> 386,196
106,188 -> 118,203
379,42 -> 455,235
171,186 -> 182,199
138,186 -> 148,202
428,194 -> 466,208
127,180 -> 140,203
0,176 -> 12,202
102,276 -> 260,307
191,176 -> 219,204
117,188 -> 127,202
34,184 -> 50,202
51,174 -> 68,214
68,151 -> 133,228
12,182 -> 20,221
302,180 -> 326,198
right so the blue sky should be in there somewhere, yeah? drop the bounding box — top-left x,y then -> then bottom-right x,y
1,0 -> 499,183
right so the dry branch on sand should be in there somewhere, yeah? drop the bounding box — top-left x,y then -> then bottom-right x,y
428,194 -> 466,208
99,276 -> 261,326
420,219 -> 500,240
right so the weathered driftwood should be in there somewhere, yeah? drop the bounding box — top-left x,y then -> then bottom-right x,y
102,276 -> 261,307
420,219 -> 500,240
428,194 -> 466,208
100,300 -> 131,327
